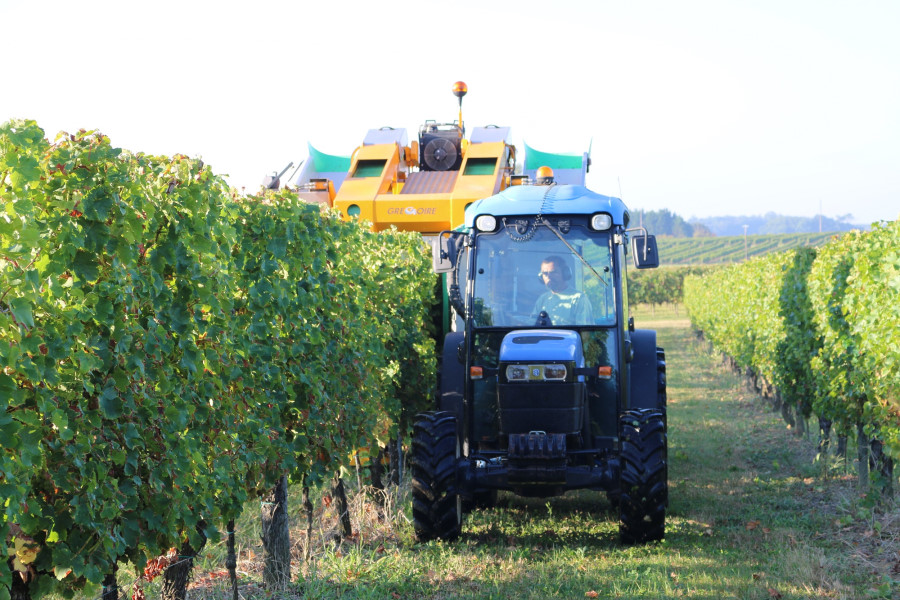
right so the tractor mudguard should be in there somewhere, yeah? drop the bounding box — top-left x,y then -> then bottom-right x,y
628,329 -> 661,411
439,331 -> 465,420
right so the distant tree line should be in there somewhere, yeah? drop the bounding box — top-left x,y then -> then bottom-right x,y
690,212 -> 866,236
631,209 -> 870,238
630,209 -> 714,238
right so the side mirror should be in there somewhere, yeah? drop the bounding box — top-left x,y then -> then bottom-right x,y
631,234 -> 659,269
431,232 -> 461,274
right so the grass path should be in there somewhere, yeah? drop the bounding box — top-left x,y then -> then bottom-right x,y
186,319 -> 892,599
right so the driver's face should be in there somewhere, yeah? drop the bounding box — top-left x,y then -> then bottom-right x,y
540,262 -> 565,292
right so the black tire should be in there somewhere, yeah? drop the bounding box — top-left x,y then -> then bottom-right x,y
605,489 -> 621,509
410,411 -> 461,542
618,408 -> 667,544
657,348 -> 669,507
439,333 -> 465,438
656,347 -> 667,411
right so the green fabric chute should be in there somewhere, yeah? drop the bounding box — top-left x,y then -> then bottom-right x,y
309,143 -> 351,174
523,142 -> 585,170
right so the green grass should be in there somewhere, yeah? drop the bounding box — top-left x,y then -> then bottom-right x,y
119,320 -> 895,599
658,232 -> 846,265
629,302 -> 690,326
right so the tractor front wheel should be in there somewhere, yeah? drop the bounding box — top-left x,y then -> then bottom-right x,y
618,408 -> 667,544
410,411 -> 461,542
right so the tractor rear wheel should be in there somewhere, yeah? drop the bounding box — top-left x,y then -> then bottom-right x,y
657,347 -> 667,412
618,408 -> 667,544
410,411 -> 461,542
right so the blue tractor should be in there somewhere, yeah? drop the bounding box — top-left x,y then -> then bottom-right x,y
411,172 -> 667,544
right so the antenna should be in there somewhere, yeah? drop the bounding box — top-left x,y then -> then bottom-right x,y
618,177 -> 637,224
286,160 -> 303,185
586,137 -> 593,173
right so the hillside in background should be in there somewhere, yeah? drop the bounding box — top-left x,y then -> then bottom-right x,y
690,212 -> 870,236
658,231 -> 844,265
630,209 -> 714,237
628,209 -> 872,238
616,208 -> 868,264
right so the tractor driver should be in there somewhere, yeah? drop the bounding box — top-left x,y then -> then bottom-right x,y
532,255 -> 594,325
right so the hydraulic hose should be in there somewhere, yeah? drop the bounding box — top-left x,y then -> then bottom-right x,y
447,239 -> 466,318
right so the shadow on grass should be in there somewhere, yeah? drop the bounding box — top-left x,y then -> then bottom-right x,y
184,321 -> 873,599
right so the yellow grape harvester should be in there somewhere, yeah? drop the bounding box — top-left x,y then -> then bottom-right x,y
289,81 -> 591,236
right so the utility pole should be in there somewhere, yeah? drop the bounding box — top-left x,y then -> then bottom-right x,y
743,224 -> 749,261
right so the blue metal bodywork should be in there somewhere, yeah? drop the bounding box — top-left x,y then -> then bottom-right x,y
464,184 -> 629,229
499,330 -> 584,366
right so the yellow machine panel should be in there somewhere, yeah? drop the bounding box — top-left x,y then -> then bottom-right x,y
330,135 -> 512,233
452,141 -> 511,200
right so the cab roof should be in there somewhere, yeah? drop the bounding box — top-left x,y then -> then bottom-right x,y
464,184 -> 630,228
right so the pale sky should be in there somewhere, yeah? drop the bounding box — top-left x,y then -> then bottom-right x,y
2,0 -> 898,225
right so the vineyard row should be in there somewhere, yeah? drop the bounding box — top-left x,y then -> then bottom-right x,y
683,220 -> 899,483
658,231 -> 842,265
0,120 -> 437,600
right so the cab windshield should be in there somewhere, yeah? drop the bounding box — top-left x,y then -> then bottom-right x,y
472,222 -> 615,327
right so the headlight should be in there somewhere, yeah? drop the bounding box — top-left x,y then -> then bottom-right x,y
505,364 -> 568,382
475,214 -> 497,232
543,364 -> 567,380
590,213 -> 612,231
506,365 -> 529,381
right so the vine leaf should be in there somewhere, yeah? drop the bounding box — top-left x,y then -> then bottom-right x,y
9,297 -> 34,328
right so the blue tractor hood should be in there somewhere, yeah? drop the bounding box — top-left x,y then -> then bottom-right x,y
499,330 -> 585,367
464,184 -> 629,228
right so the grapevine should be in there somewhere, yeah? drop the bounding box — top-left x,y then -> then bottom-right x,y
130,548 -> 178,600
684,221 -> 900,459
0,119 -> 437,600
